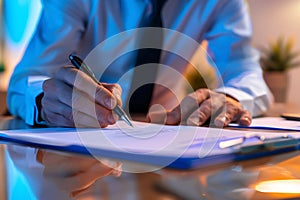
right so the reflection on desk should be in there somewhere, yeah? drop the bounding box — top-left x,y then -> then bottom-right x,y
1,117 -> 300,200
157,151 -> 300,200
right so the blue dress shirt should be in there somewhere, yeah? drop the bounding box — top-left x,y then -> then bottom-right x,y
7,0 -> 273,125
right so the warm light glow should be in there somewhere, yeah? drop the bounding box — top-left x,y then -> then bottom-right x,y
255,180 -> 300,194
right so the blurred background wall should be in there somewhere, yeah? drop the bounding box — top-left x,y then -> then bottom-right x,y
248,0 -> 300,108
0,0 -> 41,91
249,0 -> 300,50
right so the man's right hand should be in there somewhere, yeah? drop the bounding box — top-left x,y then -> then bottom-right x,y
38,66 -> 122,127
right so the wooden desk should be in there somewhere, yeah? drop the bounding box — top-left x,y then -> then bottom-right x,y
0,91 -> 7,115
0,144 -> 6,200
1,116 -> 300,200
265,102 -> 300,117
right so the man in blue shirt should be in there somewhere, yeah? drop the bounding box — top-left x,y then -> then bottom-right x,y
7,0 -> 272,128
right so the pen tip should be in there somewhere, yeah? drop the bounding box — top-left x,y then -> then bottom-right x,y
121,116 -> 134,127
128,120 -> 134,128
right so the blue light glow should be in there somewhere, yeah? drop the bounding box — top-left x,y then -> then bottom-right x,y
4,0 -> 30,43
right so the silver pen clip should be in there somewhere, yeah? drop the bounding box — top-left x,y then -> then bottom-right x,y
219,134 -> 266,149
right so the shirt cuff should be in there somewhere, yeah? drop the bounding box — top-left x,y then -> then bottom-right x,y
215,86 -> 254,113
25,76 -> 49,125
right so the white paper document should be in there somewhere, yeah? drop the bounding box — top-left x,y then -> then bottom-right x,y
1,120 -> 300,169
229,117 -> 300,131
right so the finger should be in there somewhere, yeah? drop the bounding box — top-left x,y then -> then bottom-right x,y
74,106 -> 118,128
166,89 -> 211,125
185,92 -> 226,126
42,78 -> 75,126
237,110 -> 252,126
165,107 -> 181,125
41,103 -> 74,127
41,152 -> 98,175
186,99 -> 212,126
43,77 -> 100,114
55,66 -> 117,109
214,99 -> 243,127
43,78 -> 73,105
102,83 -> 123,106
36,149 -> 45,164
71,89 -> 118,127
55,162 -> 115,193
72,109 -> 108,128
146,104 -> 168,124
165,95 -> 201,125
43,79 -> 117,127
184,89 -> 211,119
40,151 -> 74,169
42,100 -> 109,128
213,112 -> 229,128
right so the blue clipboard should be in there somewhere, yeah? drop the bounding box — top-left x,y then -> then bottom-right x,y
0,125 -> 300,170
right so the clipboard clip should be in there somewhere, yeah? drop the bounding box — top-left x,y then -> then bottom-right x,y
240,134 -> 298,154
219,134 -> 299,154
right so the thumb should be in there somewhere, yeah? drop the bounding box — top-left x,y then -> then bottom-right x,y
103,83 -> 123,106
165,106 -> 181,125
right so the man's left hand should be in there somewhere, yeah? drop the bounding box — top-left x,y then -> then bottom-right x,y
148,88 -> 252,127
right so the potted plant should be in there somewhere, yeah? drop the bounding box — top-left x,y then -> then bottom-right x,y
260,37 -> 300,102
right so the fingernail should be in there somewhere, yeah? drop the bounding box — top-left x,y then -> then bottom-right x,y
111,164 -> 123,177
112,168 -> 122,177
220,116 -> 226,122
240,117 -> 251,126
112,87 -> 122,97
100,158 -> 121,169
115,94 -> 122,105
187,116 -> 200,126
215,116 -> 226,127
105,97 -> 116,109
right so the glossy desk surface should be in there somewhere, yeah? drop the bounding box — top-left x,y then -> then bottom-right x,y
1,116 -> 300,200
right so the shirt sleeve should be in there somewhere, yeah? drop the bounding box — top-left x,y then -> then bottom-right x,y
204,0 -> 273,116
7,0 -> 89,125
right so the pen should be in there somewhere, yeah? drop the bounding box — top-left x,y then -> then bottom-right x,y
69,54 -> 133,127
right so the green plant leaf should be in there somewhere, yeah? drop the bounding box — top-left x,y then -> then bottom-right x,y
259,37 -> 300,72
0,63 -> 4,73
